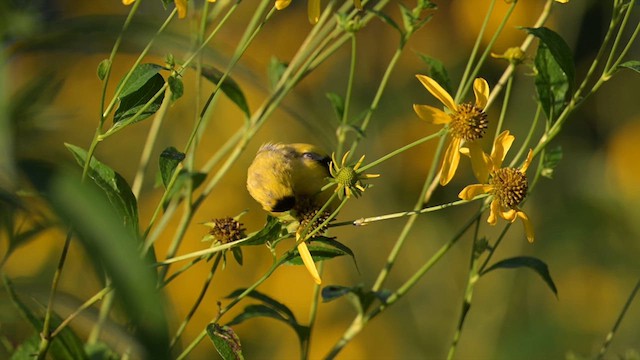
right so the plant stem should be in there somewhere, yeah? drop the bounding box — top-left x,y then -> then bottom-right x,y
597,277 -> 640,359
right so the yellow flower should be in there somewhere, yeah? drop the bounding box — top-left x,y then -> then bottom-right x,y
329,152 -> 380,200
275,0 -> 362,24
555,0 -> 569,3
121,0 -> 212,19
458,130 -> 535,242
413,75 -> 490,185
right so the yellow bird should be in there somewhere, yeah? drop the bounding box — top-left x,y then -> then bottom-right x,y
246,143 -> 332,284
246,143 -> 331,213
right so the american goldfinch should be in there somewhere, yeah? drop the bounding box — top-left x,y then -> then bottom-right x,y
246,143 -> 331,213
246,143 -> 332,284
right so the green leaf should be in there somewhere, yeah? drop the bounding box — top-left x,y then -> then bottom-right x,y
267,57 -> 288,91
481,256 -> 558,297
415,53 -> 453,95
617,60 -> 640,74
313,237 -> 358,271
117,63 -> 164,99
541,146 -> 563,179
65,144 -> 139,236
232,246 -> 243,266
3,275 -> 89,360
200,65 -> 250,119
525,27 -> 575,122
159,146 -> 185,189
285,244 -> 349,265
10,333 -> 40,360
399,3 -> 414,35
226,304 -> 289,326
206,323 -> 244,360
370,9 -> 403,36
47,170 -> 169,357
113,73 -> 165,124
97,59 -> 111,81
168,75 -> 184,102
84,342 -> 120,360
326,92 -> 345,122
321,284 -> 391,315
225,289 -> 297,322
243,216 -> 283,246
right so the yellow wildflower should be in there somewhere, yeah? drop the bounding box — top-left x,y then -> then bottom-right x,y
458,130 -> 535,242
413,75 -> 490,185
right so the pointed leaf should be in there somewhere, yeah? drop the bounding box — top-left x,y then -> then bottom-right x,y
313,237 -> 358,271
243,216 -> 283,246
416,53 -> 453,95
285,244 -> 348,265
117,63 -> 164,99
65,144 -> 139,236
370,9 -> 403,36
225,289 -> 296,322
232,246 -> 243,266
113,73 -> 165,124
481,256 -> 558,297
617,60 -> 640,74
226,304 -> 289,326
541,146 -> 562,179
525,27 -> 574,122
159,146 -> 185,188
207,323 -> 244,360
326,92 -> 345,123
168,75 -> 184,102
200,65 -> 250,119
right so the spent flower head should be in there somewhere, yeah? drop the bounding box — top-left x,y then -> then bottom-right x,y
491,47 -> 526,65
329,151 -> 380,200
293,199 -> 333,285
458,130 -> 535,242
413,75 -> 490,185
203,216 -> 246,244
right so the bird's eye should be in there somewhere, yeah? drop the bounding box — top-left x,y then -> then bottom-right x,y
302,152 -> 319,160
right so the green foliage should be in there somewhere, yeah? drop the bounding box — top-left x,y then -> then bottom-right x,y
541,146 -> 563,179
284,237 -> 356,267
97,59 -> 111,81
617,60 -> 640,74
200,65 -> 250,119
481,256 -> 558,297
207,323 -> 244,360
159,146 -> 186,189
321,284 -> 391,315
416,53 -> 453,95
267,57 -> 288,92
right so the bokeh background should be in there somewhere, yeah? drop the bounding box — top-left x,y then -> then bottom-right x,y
2,0 -> 640,359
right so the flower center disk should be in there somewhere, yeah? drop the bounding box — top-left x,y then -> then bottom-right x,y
450,103 -> 488,142
489,168 -> 528,209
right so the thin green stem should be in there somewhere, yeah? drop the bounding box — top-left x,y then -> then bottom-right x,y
493,76 -> 512,142
459,0 -> 517,103
336,34 -> 357,159
509,104 -> 541,169
604,0 -> 636,71
357,130 -> 445,173
302,261 -> 325,360
170,252 -> 223,349
51,286 -> 113,338
456,0 -> 497,102
597,277 -> 640,359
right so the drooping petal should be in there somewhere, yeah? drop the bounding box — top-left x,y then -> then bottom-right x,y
416,75 -> 457,111
473,78 -> 490,109
466,140 -> 492,182
440,137 -> 462,185
517,211 -> 535,243
122,0 -> 135,4
458,184 -> 493,200
308,0 -> 321,23
413,104 -> 451,124
297,242 -> 321,284
275,0 -> 291,10
491,130 -> 515,169
520,149 -> 534,174
175,0 -> 187,18
488,199 -> 500,225
501,208 -> 518,222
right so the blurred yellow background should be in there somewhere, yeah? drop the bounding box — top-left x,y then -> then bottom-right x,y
2,0 -> 640,359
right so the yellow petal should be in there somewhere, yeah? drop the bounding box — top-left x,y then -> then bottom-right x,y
439,137 -> 462,186
473,78 -> 490,109
353,0 -> 363,9
413,104 -> 451,125
467,140 -> 492,182
517,211 -> 535,243
275,0 -> 291,10
501,208 -> 518,222
297,242 -> 321,284
416,75 -> 457,111
491,130 -> 515,169
488,199 -> 500,225
175,0 -> 187,18
520,149 -> 534,174
555,0 -> 569,3
122,0 -> 135,4
308,0 -> 320,24
208,0 -> 216,2
458,184 -> 492,200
